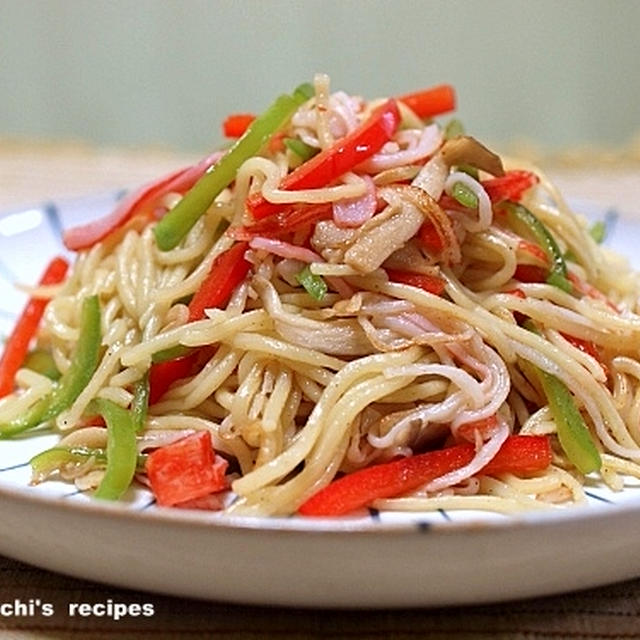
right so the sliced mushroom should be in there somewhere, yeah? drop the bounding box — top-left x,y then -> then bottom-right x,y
344,198 -> 424,273
411,152 -> 449,200
440,136 -> 505,177
382,185 -> 461,265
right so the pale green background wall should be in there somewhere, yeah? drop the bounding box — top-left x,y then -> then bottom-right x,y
1,0 -> 639,153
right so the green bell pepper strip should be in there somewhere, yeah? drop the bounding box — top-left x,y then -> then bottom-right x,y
151,345 -> 192,364
292,82 -> 314,102
284,138 -> 319,162
153,85 -> 311,251
30,445 -> 147,482
502,201 -> 572,293
444,118 -> 465,140
537,371 -> 602,474
91,398 -> 138,500
0,295 -> 102,438
23,349 -> 61,380
565,220 -> 607,264
456,164 -> 479,180
451,181 -> 479,209
31,446 -> 105,479
524,321 -> 602,474
131,371 -> 149,433
589,220 -> 606,244
295,265 -> 328,301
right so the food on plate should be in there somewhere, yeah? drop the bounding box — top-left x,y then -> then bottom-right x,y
2,74 -> 640,518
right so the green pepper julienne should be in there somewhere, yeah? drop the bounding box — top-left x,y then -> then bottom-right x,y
284,137 -> 319,163
131,371 -> 150,433
295,265 -> 328,301
153,82 -> 314,251
451,181 -> 479,209
0,295 -> 102,439
90,398 -> 138,501
524,321 -> 602,474
30,445 -> 147,483
23,348 -> 61,380
502,201 -> 573,293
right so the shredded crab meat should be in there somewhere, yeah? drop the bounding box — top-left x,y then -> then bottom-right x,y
249,237 -> 322,263
357,124 -> 442,173
292,87 -> 363,148
332,175 -> 377,228
423,416 -> 510,493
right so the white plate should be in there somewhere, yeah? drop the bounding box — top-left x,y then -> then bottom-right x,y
0,195 -> 639,608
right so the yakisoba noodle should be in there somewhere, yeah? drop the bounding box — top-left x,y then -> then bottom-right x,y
3,73 -> 640,517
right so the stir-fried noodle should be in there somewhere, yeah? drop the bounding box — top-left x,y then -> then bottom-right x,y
3,74 -> 640,517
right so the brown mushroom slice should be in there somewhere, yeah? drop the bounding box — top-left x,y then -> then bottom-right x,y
344,198 -> 424,274
411,152 -> 449,200
440,136 -> 505,177
384,185 -> 461,266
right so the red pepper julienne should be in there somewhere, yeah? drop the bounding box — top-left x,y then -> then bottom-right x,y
223,113 -> 256,138
188,242 -> 252,321
0,257 -> 69,398
148,351 -> 201,405
386,269 -> 446,296
397,84 -> 456,119
482,170 -> 540,204
146,242 -> 252,404
229,203 -> 334,241
298,435 -> 552,516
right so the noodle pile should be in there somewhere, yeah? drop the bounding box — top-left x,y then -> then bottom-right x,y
4,73 -> 640,517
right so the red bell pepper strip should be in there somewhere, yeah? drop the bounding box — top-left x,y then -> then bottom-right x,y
229,203 -> 333,241
0,256 -> 69,398
386,269 -> 446,296
480,435 -> 552,475
246,98 -> 401,220
63,152 -> 222,251
418,220 -> 446,254
148,242 -> 251,403
417,221 -> 445,253
187,242 -> 251,321
518,239 -> 549,266
298,435 -> 551,516
514,264 -> 548,284
148,351 -> 200,405
514,239 -> 550,283
482,170 -> 539,204
397,84 -> 456,120
560,332 -> 608,377
437,194 -> 475,214
146,431 -> 228,507
223,113 -> 256,138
